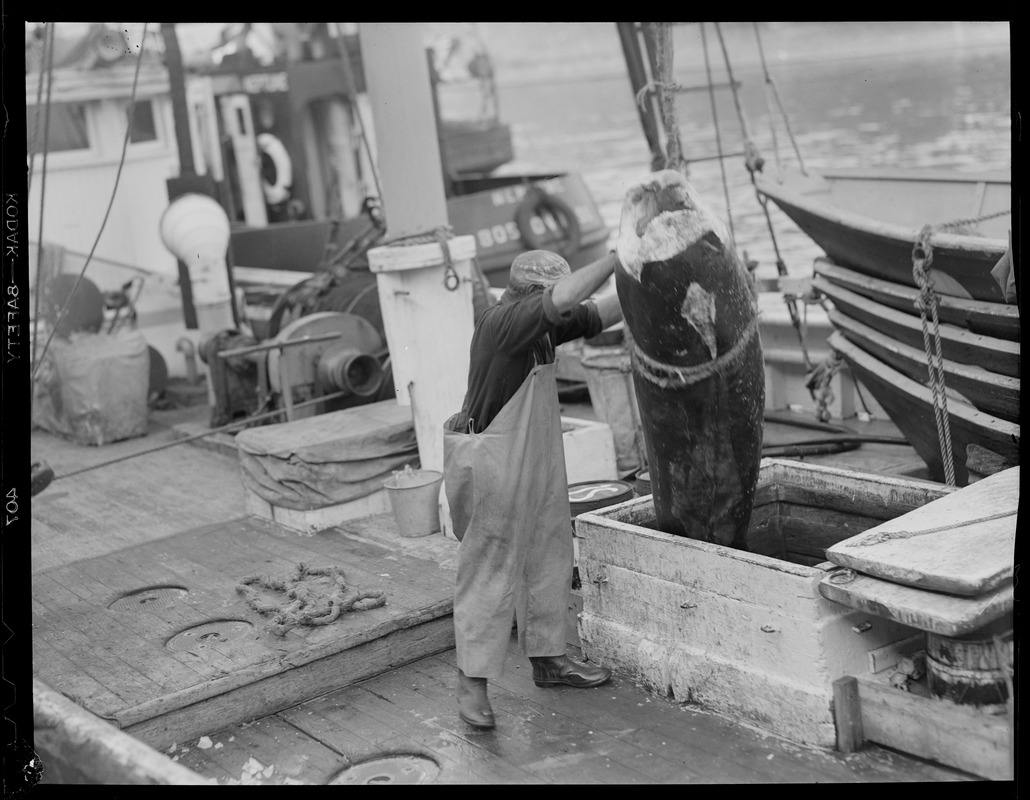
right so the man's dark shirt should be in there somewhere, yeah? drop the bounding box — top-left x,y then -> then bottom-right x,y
456,285 -> 602,433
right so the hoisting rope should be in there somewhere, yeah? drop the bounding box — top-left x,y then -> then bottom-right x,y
236,562 -> 386,638
908,208 -> 1009,487
911,226 -> 960,488
912,226 -> 955,485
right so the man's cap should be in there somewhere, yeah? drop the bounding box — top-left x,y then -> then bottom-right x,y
509,250 -> 571,289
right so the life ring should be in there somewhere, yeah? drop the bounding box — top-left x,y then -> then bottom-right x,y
515,186 -> 582,257
257,133 -> 292,205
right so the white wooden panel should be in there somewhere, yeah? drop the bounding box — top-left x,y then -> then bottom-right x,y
826,467 -> 1018,595
368,239 -> 476,473
357,23 -> 447,238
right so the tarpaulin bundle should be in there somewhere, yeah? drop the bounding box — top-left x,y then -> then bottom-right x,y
32,329 -> 150,446
235,400 -> 419,510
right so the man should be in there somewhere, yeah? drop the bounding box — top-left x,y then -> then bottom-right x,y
443,248 -> 624,730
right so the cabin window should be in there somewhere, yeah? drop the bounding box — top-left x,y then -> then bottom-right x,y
26,102 -> 90,154
127,99 -> 158,144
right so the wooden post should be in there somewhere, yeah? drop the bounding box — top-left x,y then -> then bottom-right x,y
616,22 -> 664,171
357,23 -> 449,238
368,238 -> 477,474
832,676 -> 865,753
358,23 -> 475,476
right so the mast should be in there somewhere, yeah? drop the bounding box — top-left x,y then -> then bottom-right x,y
161,23 -> 238,328
616,23 -> 664,172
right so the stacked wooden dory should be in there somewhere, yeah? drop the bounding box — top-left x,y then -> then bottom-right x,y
755,167 -> 1018,486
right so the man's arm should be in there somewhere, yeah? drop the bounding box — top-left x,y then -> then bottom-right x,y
593,292 -> 624,329
550,251 -> 620,313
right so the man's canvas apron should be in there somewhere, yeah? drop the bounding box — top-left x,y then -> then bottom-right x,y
443,362 -> 573,678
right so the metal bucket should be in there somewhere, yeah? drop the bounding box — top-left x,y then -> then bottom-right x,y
580,345 -> 646,475
383,467 -> 444,538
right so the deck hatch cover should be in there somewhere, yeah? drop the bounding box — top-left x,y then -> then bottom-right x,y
108,585 -> 189,613
165,619 -> 254,651
328,754 -> 440,785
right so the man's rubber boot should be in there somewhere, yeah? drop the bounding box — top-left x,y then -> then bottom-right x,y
530,655 -> 612,688
457,668 -> 495,730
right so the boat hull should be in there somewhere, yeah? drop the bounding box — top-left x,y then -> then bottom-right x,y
829,332 -> 1019,486
813,258 -> 1020,341
446,172 -> 610,286
827,309 -> 1020,423
756,168 -> 1010,304
814,277 -> 1020,378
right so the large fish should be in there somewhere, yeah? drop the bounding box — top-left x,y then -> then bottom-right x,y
615,169 -> 764,549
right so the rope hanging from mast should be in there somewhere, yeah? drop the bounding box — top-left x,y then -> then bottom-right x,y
643,23 -> 688,175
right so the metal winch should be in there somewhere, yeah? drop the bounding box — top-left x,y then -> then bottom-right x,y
199,311 -> 392,428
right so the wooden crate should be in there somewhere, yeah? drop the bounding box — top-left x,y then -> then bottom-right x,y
573,458 -> 951,748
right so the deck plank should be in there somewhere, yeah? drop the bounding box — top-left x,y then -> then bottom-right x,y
434,645 -> 971,784
343,684 -> 542,784
398,656 -> 667,784
31,638 -> 128,714
155,517 -> 440,619
32,573 -> 213,695
30,422 -> 248,566
64,547 -> 255,679
30,596 -> 165,712
32,513 -> 457,739
279,698 -> 490,784
436,647 -> 774,784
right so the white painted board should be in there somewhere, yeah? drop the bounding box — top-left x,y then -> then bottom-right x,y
824,467 -> 1018,596
819,567 -> 1013,636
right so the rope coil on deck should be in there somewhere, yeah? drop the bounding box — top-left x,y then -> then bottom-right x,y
236,562 -> 386,637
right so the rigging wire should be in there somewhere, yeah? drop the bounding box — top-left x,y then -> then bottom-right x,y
30,22 -> 57,418
27,23 -> 53,198
329,23 -> 383,206
31,22 -> 150,384
52,389 -> 352,481
699,23 -> 737,251
751,22 -> 807,175
751,22 -> 782,174
713,22 -> 813,372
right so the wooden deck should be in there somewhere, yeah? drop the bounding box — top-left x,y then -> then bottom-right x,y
32,513 -> 458,753
28,399 -> 979,784
165,639 -> 971,785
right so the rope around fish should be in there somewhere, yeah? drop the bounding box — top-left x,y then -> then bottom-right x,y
236,563 -> 386,637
